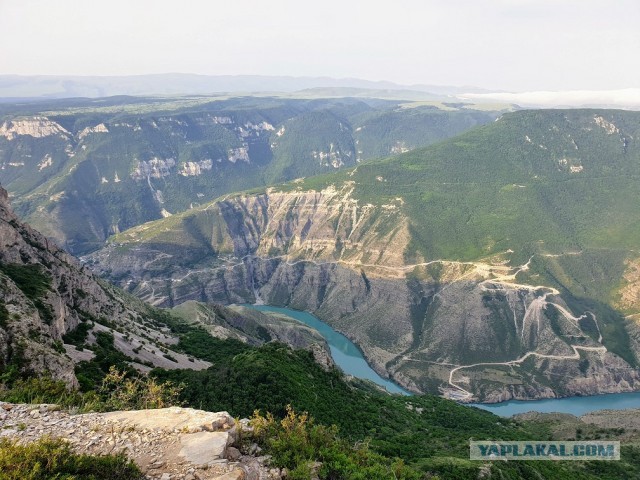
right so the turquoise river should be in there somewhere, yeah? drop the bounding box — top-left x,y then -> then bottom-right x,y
243,304 -> 640,417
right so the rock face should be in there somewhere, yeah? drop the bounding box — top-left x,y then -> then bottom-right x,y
0,402 -> 279,479
0,117 -> 71,140
0,184 -> 214,385
87,181 -> 640,402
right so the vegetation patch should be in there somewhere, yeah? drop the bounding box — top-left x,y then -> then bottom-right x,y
250,405 -> 422,480
0,436 -> 144,480
0,301 -> 9,328
62,321 -> 91,347
0,263 -> 54,324
0,263 -> 51,301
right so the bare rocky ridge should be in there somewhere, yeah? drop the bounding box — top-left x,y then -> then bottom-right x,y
0,184 -> 215,385
0,402 -> 281,480
172,302 -> 333,370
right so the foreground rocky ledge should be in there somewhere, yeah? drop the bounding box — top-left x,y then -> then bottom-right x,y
0,403 -> 283,480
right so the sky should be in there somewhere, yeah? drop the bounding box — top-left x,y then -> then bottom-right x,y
1,0 -> 639,92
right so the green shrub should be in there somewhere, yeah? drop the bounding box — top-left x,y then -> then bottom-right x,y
62,321 -> 91,346
0,367 -> 182,413
98,366 -> 183,411
249,405 -> 423,480
0,302 -> 9,328
0,436 -> 144,479
0,263 -> 50,301
0,376 -> 84,407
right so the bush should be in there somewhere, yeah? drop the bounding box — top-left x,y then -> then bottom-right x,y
0,376 -> 86,408
0,367 -> 182,414
0,436 -> 144,479
98,366 -> 183,411
0,302 -> 9,328
0,263 -> 50,301
249,405 -> 422,480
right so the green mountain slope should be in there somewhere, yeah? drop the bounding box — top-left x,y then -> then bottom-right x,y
88,109 -> 640,402
0,95 -> 500,254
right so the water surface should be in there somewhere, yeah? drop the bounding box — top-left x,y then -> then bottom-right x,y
241,304 -> 410,395
241,304 -> 640,414
472,391 -> 640,417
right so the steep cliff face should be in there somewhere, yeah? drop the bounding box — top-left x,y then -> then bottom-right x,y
0,184 -> 91,384
88,178 -> 640,401
0,184 -> 219,385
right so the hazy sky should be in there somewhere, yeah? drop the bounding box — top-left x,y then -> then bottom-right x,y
1,0 -> 638,91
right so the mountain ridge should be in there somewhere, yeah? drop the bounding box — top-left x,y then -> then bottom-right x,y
87,108 -> 640,402
0,73 -> 494,99
0,96 -> 499,254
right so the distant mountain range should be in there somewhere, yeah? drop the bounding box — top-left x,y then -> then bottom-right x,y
0,74 -> 494,100
1,74 -> 637,109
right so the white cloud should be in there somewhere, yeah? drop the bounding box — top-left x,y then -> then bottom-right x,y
462,89 -> 640,109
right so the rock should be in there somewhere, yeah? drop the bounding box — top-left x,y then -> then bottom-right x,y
206,413 -> 234,432
226,425 -> 239,445
248,443 -> 260,455
160,474 -> 172,480
179,431 -> 230,465
104,407 -> 232,434
215,470 -> 245,480
226,446 -> 241,461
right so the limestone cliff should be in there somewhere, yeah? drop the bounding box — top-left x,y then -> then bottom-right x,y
0,184 -> 214,385
87,183 -> 640,402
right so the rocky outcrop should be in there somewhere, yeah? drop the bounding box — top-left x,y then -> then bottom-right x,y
0,184 -> 213,385
0,402 -> 281,479
171,302 -> 334,370
0,117 -> 71,140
